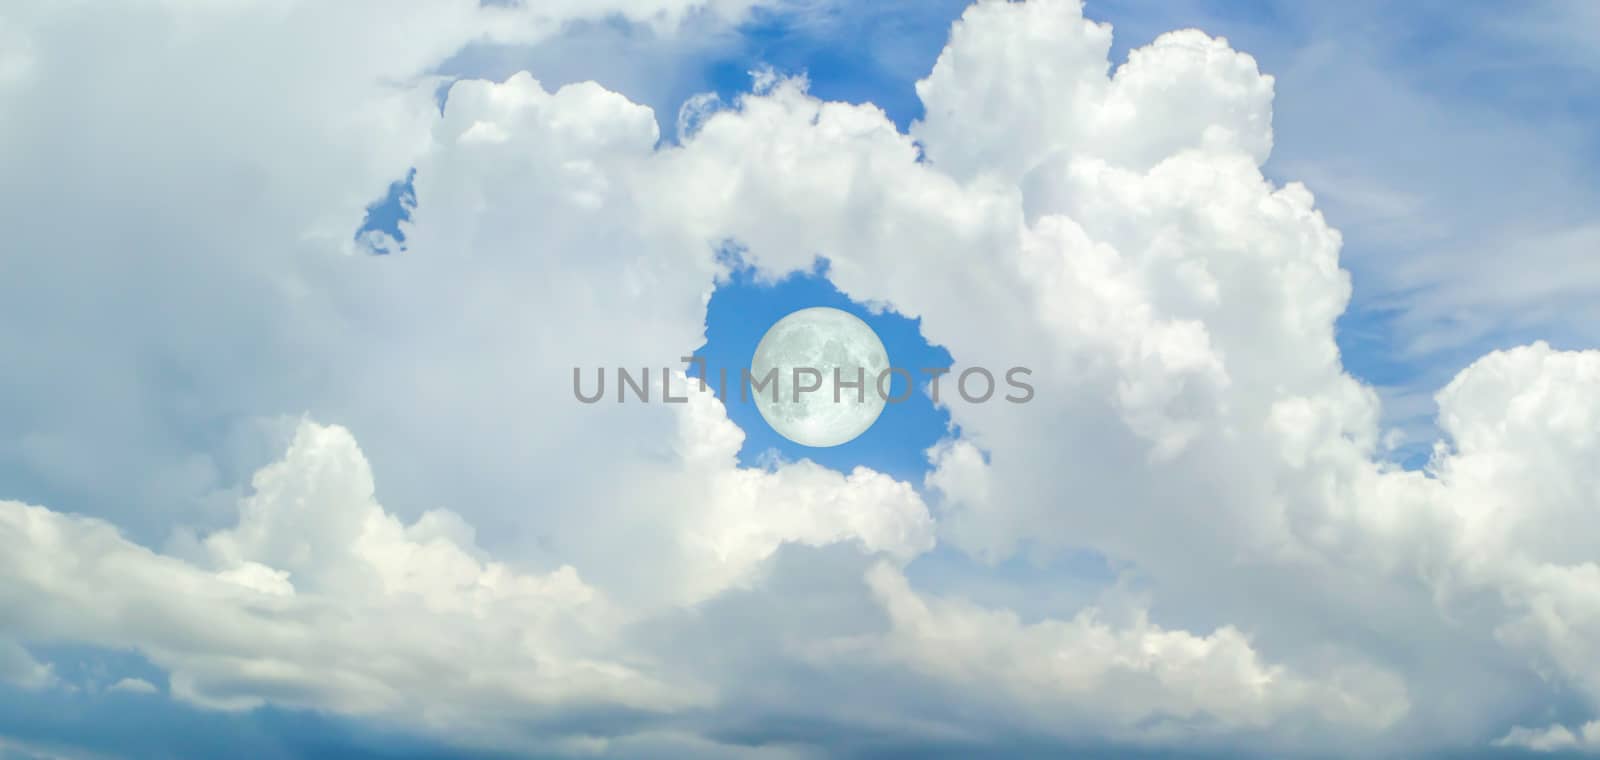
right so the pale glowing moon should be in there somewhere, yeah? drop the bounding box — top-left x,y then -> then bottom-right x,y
750,307 -> 890,447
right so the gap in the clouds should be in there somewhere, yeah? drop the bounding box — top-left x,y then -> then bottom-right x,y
24,643 -> 167,696
353,168 -> 417,255
700,0 -> 975,133
429,1 -> 973,144
1333,297 -> 1438,471
1333,279 -> 1599,475
688,255 -> 953,482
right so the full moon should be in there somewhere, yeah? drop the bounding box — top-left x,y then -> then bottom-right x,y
750,307 -> 890,447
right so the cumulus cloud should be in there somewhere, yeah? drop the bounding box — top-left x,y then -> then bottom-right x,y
0,427 -> 678,749
852,563 -> 1407,741
0,411 -> 1336,753
914,2 -> 1273,181
4,0 -> 1600,756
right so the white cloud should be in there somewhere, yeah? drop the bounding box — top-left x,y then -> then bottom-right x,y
1497,720 -> 1600,754
0,643 -> 56,692
0,425 -> 684,748
0,410 -> 1338,752
850,562 -> 1407,741
105,678 -> 159,696
914,0 -> 1273,182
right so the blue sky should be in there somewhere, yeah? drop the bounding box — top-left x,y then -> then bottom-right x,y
690,258 -> 954,479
